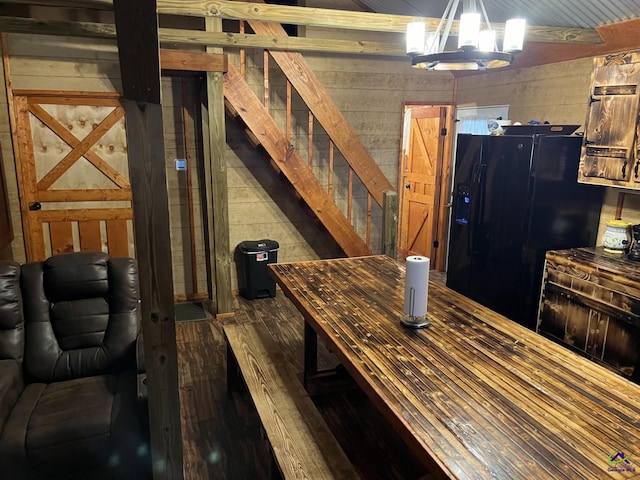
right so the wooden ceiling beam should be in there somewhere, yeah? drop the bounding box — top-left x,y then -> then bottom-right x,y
159,28 -> 404,55
0,15 -> 115,38
0,17 -> 234,67
0,16 -> 406,56
508,17 -> 640,69
171,0 -> 603,44
160,48 -> 228,72
0,0 -> 604,44
1,0 -> 113,9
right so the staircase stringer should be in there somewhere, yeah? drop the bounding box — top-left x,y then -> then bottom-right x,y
244,18 -> 395,208
223,62 -> 370,257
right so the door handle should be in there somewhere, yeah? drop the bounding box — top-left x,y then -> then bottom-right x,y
29,202 -> 41,211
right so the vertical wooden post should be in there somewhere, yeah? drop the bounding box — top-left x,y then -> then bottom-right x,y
112,1 -> 183,478
200,86 -> 215,302
239,20 -> 246,77
286,81 -> 292,142
308,112 -> 314,167
366,193 -> 372,248
382,190 -> 398,259
263,50 -> 269,108
347,167 -> 353,222
203,17 -> 233,315
182,79 -> 198,295
328,141 -> 334,196
615,191 -> 626,220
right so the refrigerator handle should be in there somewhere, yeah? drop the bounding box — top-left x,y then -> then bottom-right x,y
472,160 -> 486,186
523,172 -> 536,245
470,162 -> 485,256
471,162 -> 479,184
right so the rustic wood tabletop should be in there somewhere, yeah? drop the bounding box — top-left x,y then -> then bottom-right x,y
271,255 -> 640,480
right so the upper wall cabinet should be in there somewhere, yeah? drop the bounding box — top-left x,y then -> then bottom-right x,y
578,51 -> 640,189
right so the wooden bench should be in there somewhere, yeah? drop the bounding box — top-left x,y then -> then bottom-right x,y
224,321 -> 360,480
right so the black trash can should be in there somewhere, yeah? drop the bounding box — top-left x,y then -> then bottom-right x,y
236,239 -> 279,300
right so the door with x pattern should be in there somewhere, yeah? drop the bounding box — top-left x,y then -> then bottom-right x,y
400,105 -> 447,264
13,90 -> 134,261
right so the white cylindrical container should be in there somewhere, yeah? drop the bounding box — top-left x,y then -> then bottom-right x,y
402,256 -> 430,328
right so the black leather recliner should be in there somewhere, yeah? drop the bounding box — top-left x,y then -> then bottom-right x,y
0,251 -> 150,479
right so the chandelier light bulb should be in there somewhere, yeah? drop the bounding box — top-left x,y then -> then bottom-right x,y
458,12 -> 481,49
503,18 -> 526,52
406,20 -> 426,55
478,29 -> 496,52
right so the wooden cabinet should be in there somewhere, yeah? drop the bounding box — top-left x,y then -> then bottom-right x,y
578,51 -> 640,189
538,247 -> 640,381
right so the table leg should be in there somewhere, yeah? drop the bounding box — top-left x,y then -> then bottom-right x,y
303,320 -> 355,396
303,321 -> 318,390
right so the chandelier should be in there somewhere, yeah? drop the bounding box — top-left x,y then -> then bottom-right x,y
406,0 -> 526,71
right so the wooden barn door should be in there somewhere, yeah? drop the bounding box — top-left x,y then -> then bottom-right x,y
13,91 -> 134,261
399,105 -> 449,265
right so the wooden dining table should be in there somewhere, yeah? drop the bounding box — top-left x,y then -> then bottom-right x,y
269,255 -> 640,480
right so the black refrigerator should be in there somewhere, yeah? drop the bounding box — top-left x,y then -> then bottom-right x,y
446,133 -> 603,330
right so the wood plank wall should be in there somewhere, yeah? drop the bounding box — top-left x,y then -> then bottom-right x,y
0,35 -> 21,262
456,57 -> 593,126
3,4 -> 638,293
225,0 -> 455,289
455,56 -> 640,241
162,76 -> 207,298
1,33 -> 207,298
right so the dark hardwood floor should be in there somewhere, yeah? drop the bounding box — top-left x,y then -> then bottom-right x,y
176,284 -> 437,479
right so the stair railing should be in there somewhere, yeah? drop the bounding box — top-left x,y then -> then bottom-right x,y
235,21 -> 398,256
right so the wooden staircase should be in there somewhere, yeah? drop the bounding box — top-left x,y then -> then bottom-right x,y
222,14 -> 396,257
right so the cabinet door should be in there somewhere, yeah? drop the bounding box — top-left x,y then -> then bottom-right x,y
580,62 -> 640,184
538,263 -> 640,380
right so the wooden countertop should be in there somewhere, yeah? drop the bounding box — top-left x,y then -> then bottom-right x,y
270,255 -> 640,480
546,247 -> 640,290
